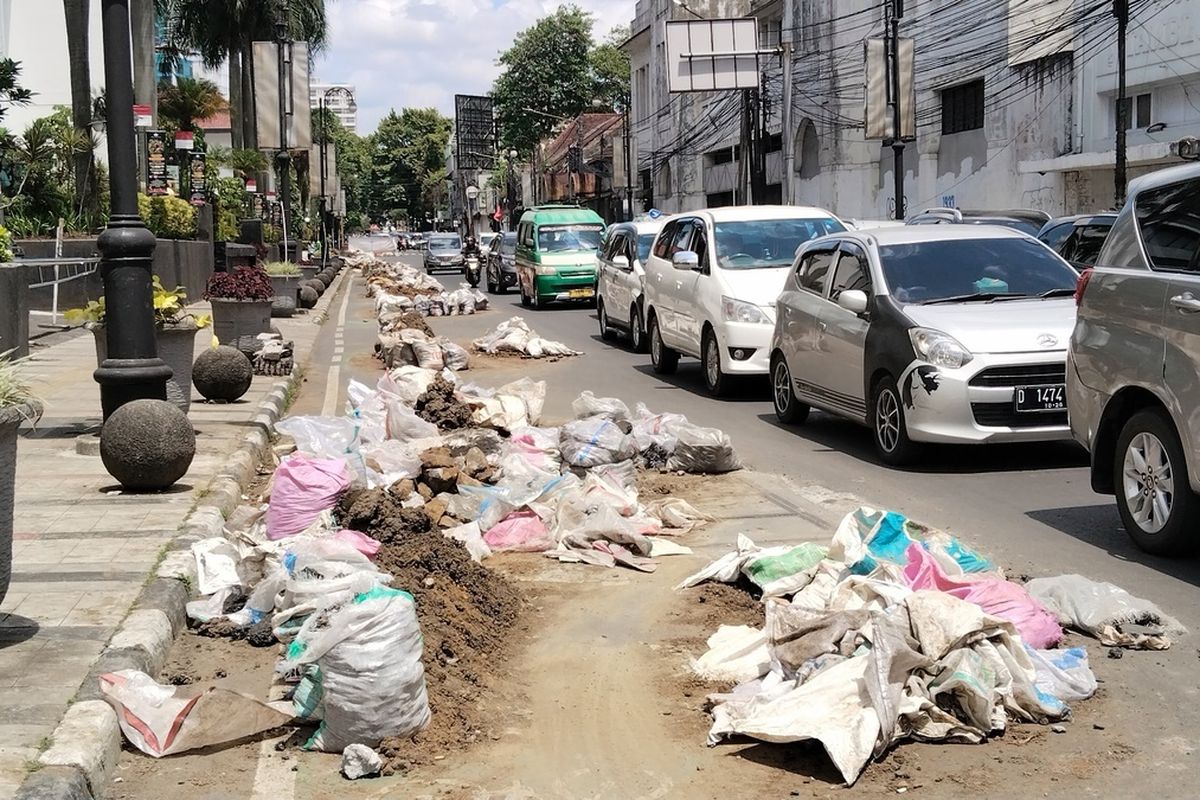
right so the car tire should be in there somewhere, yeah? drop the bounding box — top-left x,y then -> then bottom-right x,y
771,354 -> 810,425
1113,408 -> 1200,555
648,314 -> 678,375
702,328 -> 730,397
520,283 -> 531,307
598,299 -> 615,341
486,268 -> 498,294
871,376 -> 920,467
629,305 -> 648,354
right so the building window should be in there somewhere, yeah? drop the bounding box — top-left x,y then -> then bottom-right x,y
941,79 -> 985,135
634,67 -> 650,121
759,16 -> 782,48
798,1 -> 819,54
706,190 -> 734,207
1116,92 -> 1152,130
707,147 -> 735,166
765,133 -> 782,153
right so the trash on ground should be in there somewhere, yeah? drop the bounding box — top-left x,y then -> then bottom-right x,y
472,316 -> 580,358
341,743 -> 383,780
1026,573 -> 1186,649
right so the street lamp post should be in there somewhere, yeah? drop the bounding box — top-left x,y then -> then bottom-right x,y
275,1 -> 292,258
319,86 -> 355,265
94,0 -> 170,419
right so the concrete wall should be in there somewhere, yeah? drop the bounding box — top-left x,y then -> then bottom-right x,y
16,239 -> 214,313
0,264 -> 29,358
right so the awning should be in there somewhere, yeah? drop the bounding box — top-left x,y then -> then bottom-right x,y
1019,142 -> 1175,174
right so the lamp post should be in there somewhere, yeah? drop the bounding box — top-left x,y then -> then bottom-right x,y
319,86 -> 356,265
506,148 -> 519,228
275,1 -> 292,258
94,0 -> 170,419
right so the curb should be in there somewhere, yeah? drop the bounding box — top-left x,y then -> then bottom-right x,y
15,264 -> 354,800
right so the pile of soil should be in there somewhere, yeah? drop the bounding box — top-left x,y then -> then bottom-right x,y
689,580 -> 764,629
391,311 -> 435,337
414,375 -> 474,430
334,488 -> 524,772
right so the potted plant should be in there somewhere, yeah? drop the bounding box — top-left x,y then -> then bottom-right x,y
0,352 -> 42,604
263,261 -> 302,317
205,266 -> 274,347
66,278 -> 212,413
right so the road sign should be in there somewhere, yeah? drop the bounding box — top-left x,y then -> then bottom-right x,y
664,18 -> 760,93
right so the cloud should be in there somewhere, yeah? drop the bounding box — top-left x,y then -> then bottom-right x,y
315,0 -> 633,133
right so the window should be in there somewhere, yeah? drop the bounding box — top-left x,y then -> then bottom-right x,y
831,243 -> 872,301
653,221 -> 678,259
765,133 -> 783,153
692,222 -> 710,269
707,147 -> 735,166
1058,223 -> 1113,267
636,234 -> 656,263
1116,92 -> 1153,130
603,233 -> 625,261
758,16 -> 782,48
799,248 -> 837,295
669,220 -> 697,257
1038,222 -> 1076,252
1135,178 -> 1200,271
941,79 -> 985,135
714,218 -> 846,269
634,67 -> 650,120
519,223 -> 534,247
706,190 -> 735,207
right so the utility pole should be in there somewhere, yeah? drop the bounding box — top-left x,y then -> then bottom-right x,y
887,0 -> 906,220
1114,0 -> 1129,206
624,107 -> 634,220
275,1 -> 292,256
781,39 -> 794,205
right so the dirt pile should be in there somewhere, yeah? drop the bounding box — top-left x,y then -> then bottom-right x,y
382,310 -> 435,337
414,375 -> 473,430
334,488 -> 524,772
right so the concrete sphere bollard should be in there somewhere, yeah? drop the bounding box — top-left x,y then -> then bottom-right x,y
192,345 -> 254,402
305,279 -> 325,296
299,284 -> 319,309
100,399 -> 196,491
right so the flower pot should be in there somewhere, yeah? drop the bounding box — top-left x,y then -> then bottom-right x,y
210,297 -> 272,347
299,266 -> 319,282
92,325 -> 201,413
269,274 -> 301,318
0,401 -> 42,605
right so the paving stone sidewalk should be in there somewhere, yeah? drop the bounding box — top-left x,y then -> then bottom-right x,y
0,290 -> 338,797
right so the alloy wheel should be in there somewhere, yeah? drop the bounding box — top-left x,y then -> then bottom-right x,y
1122,431 -> 1174,534
875,387 -> 901,453
773,360 -> 792,415
705,337 -> 719,386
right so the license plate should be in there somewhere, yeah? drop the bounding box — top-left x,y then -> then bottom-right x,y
1014,384 -> 1066,412
568,287 -> 594,299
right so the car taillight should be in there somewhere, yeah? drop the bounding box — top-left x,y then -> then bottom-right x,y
1074,268 -> 1093,307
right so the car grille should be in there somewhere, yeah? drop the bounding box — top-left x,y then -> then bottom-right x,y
969,364 -> 1066,388
970,403 -> 1068,428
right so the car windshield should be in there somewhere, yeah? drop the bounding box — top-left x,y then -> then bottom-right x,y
480,235 -> 499,248
879,237 -> 1078,304
500,234 -> 517,254
1063,223 -> 1112,265
637,234 -> 656,263
714,217 -> 845,269
538,223 -> 604,252
430,237 -> 461,250
963,217 -> 1042,237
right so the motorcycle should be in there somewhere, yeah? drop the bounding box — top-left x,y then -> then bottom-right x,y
465,255 -> 481,288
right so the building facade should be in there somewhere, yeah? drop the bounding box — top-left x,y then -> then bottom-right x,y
310,82 -> 358,134
627,0 -> 1200,219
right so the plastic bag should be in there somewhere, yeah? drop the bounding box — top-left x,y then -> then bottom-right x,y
273,538 -> 385,640
483,510 -> 554,553
266,455 -> 352,541
385,399 -> 440,442
499,378 -> 547,425
505,426 -> 561,474
470,394 -> 530,431
560,417 -> 637,468
1026,645 -> 1096,714
384,366 -> 442,404
334,529 -> 382,560
442,521 -> 492,562
362,439 -> 423,487
1026,574 -> 1186,649
411,338 -> 444,370
667,423 -> 741,473
643,497 -> 713,532
441,339 -> 470,371
571,391 -> 630,421
275,416 -> 369,485
631,403 -> 689,454
282,583 -> 431,751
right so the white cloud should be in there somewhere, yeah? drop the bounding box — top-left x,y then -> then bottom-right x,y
315,0 -> 633,133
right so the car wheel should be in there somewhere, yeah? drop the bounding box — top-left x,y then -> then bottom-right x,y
1114,408 -> 1200,555
871,376 -> 920,467
486,268 -> 498,294
648,314 -> 678,375
520,282 -> 531,307
629,305 -> 648,354
702,328 -> 730,397
598,299 -> 615,341
772,354 -> 810,425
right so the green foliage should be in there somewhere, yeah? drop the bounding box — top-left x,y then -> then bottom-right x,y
0,108 -> 103,235
263,260 -> 299,276
0,59 -> 32,124
0,349 -> 37,410
230,148 -> 268,177
0,225 -> 13,262
263,223 -> 282,244
366,108 -> 450,224
64,276 -> 210,328
138,193 -> 198,240
590,27 -> 632,111
158,77 -> 226,132
216,208 -> 239,242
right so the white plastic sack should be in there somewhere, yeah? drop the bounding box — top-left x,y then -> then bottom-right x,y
560,417 -> 637,468
362,439 -> 423,487
571,391 -> 630,421
441,339 -> 470,371
411,338 -> 445,370
283,581 -> 431,752
273,539 -> 385,642
275,416 -> 369,485
470,394 -> 530,431
499,378 -> 547,425
1026,574 -> 1186,649
631,403 -> 689,454
667,423 -> 741,474
1026,645 -> 1097,714
385,399 -> 440,442
442,521 -> 492,563
644,497 -> 714,533
692,625 -> 770,683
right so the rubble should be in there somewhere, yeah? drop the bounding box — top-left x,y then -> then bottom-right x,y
414,375 -> 474,430
341,744 -> 383,780
472,316 -> 580,358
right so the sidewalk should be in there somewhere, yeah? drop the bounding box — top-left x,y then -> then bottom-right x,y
0,278 -> 346,798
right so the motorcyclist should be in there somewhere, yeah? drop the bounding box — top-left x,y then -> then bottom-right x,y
463,236 -> 480,259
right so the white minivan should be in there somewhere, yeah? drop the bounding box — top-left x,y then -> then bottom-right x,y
642,205 -> 845,395
596,219 -> 664,352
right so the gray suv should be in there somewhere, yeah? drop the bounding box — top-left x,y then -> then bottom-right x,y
1068,162 -> 1200,555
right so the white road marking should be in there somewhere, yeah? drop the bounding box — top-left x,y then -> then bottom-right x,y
250,736 -> 296,799
321,274 -> 353,416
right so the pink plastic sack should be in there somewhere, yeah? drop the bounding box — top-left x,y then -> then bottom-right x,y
334,529 -> 382,560
902,543 -> 1062,649
483,510 -> 554,553
266,454 -> 352,541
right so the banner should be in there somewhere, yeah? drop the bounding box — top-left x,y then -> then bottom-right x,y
188,152 -> 207,206
146,130 -> 168,196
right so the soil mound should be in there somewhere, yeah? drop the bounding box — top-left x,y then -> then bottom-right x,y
414,375 -> 473,430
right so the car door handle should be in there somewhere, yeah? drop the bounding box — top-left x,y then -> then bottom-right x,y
817,320 -> 828,331
1170,293 -> 1200,313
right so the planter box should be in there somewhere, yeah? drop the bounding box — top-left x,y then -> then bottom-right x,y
299,266 -> 319,282
93,325 -> 200,413
0,401 -> 42,605
269,274 -> 302,318
211,298 -> 272,347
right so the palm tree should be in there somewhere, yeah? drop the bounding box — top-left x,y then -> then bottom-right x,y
158,77 -> 226,132
62,0 -> 94,211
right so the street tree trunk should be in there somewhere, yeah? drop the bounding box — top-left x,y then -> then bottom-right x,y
130,0 -> 156,121
62,0 -> 95,216
241,40 -> 257,150
228,45 -> 244,150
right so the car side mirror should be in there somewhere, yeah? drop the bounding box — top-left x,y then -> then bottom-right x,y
838,289 -> 869,314
673,250 -> 700,271
612,254 -> 630,270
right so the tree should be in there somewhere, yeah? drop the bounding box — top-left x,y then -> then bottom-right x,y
366,108 -> 451,223
492,6 -> 596,155
0,59 -> 32,124
158,77 -> 227,132
62,0 -> 94,213
590,26 -> 632,111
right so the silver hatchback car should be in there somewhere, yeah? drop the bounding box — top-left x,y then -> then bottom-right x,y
772,226 -> 1080,466
1068,162 -> 1200,555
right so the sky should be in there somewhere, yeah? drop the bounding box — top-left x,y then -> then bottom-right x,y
314,0 -> 634,135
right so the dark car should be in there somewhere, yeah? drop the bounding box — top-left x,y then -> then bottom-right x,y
485,231 -> 518,294
906,207 -> 1052,237
1036,213 -> 1116,270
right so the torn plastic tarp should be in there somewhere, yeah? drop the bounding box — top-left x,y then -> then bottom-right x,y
830,507 -> 995,577
675,534 -> 828,597
1025,573 -> 1186,649
692,624 -> 770,683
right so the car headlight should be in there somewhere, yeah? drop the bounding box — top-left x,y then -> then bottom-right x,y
535,265 -> 557,276
909,327 -> 973,369
722,296 -> 770,324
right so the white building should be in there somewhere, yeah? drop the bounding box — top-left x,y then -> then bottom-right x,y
310,81 -> 357,134
626,0 -> 1200,219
